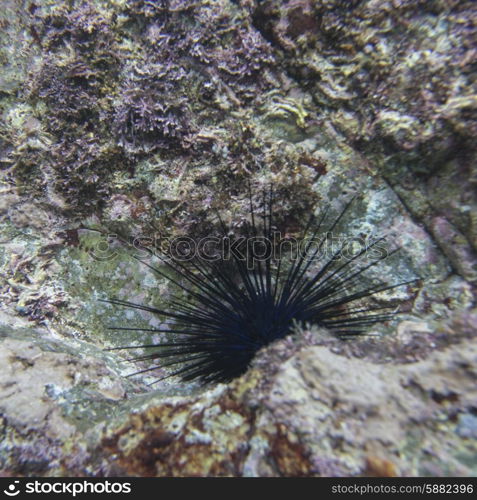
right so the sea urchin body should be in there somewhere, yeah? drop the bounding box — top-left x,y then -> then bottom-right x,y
105,187 -> 416,384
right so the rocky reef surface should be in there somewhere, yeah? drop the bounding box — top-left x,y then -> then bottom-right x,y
0,0 -> 475,476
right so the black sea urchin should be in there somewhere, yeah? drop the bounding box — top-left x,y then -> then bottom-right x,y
104,187 -> 416,384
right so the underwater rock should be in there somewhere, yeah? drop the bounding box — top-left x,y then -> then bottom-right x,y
1,316 -> 475,477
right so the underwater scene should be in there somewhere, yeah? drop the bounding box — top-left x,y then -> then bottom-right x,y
0,0 -> 476,478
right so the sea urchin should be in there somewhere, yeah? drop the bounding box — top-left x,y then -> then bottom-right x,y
104,186 -> 416,384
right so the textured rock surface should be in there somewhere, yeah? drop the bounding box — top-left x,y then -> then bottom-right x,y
95,321 -> 477,477
1,317 -> 476,476
0,0 -> 475,476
